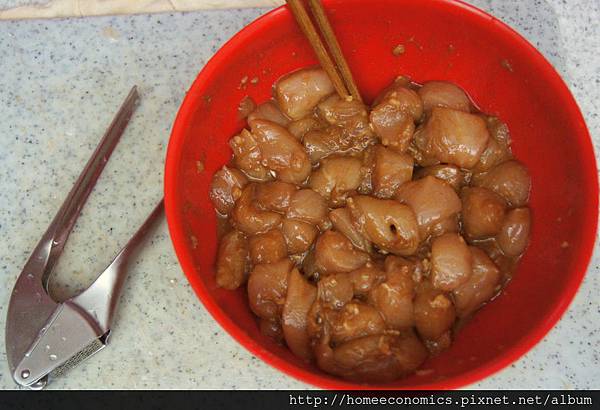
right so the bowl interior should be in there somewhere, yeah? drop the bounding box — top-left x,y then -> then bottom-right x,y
164,0 -> 597,389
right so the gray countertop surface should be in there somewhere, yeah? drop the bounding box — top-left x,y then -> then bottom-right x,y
0,0 -> 598,390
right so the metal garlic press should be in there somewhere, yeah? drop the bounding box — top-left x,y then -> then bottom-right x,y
5,86 -> 164,389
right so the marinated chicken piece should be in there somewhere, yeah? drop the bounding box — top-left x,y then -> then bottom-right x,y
347,196 -> 420,256
209,166 -> 249,215
318,273 -> 354,309
259,318 -> 284,344
473,140 -> 507,174
414,164 -> 466,192
496,207 -> 531,257
396,256 -> 431,286
461,187 -> 507,240
473,160 -> 531,207
414,283 -> 456,341
370,82 -> 423,152
407,138 -> 441,168
485,115 -> 511,148
287,117 -> 323,139
254,181 -> 297,213
229,129 -> 272,181
317,94 -> 369,128
472,116 -> 513,173
329,207 -> 371,252
247,100 -> 290,127
249,119 -> 311,184
282,268 -> 317,361
416,107 -> 489,168
316,332 -> 428,383
348,263 -> 386,295
281,218 -> 318,254
395,176 -> 462,239
370,107 -> 415,153
418,81 -> 471,113
477,238 -> 518,277
238,95 -> 256,119
248,229 -> 287,264
247,258 -> 294,320
327,301 -> 386,343
430,233 -> 472,291
215,230 -> 250,290
231,184 -> 282,235
428,214 -> 460,238
369,145 -> 414,198
453,247 -> 501,318
345,124 -> 377,155
368,263 -> 415,329
383,253 -> 423,276
302,99 -> 375,163
303,125 -> 353,164
370,77 -> 421,119
324,98 -> 376,148
274,67 -> 335,120
309,156 -> 363,206
286,189 -> 330,229
424,331 -> 452,356
384,255 -> 429,284
314,231 -> 370,273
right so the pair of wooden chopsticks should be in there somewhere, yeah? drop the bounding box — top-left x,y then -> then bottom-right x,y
286,0 -> 362,102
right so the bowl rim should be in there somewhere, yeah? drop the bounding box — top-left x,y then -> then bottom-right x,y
164,0 -> 598,390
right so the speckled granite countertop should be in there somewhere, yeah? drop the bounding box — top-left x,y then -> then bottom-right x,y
0,0 -> 598,390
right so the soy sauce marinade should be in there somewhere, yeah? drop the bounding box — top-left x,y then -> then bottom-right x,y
208,67 -> 531,382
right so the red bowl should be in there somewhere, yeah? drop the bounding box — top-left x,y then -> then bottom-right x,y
164,0 -> 597,389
